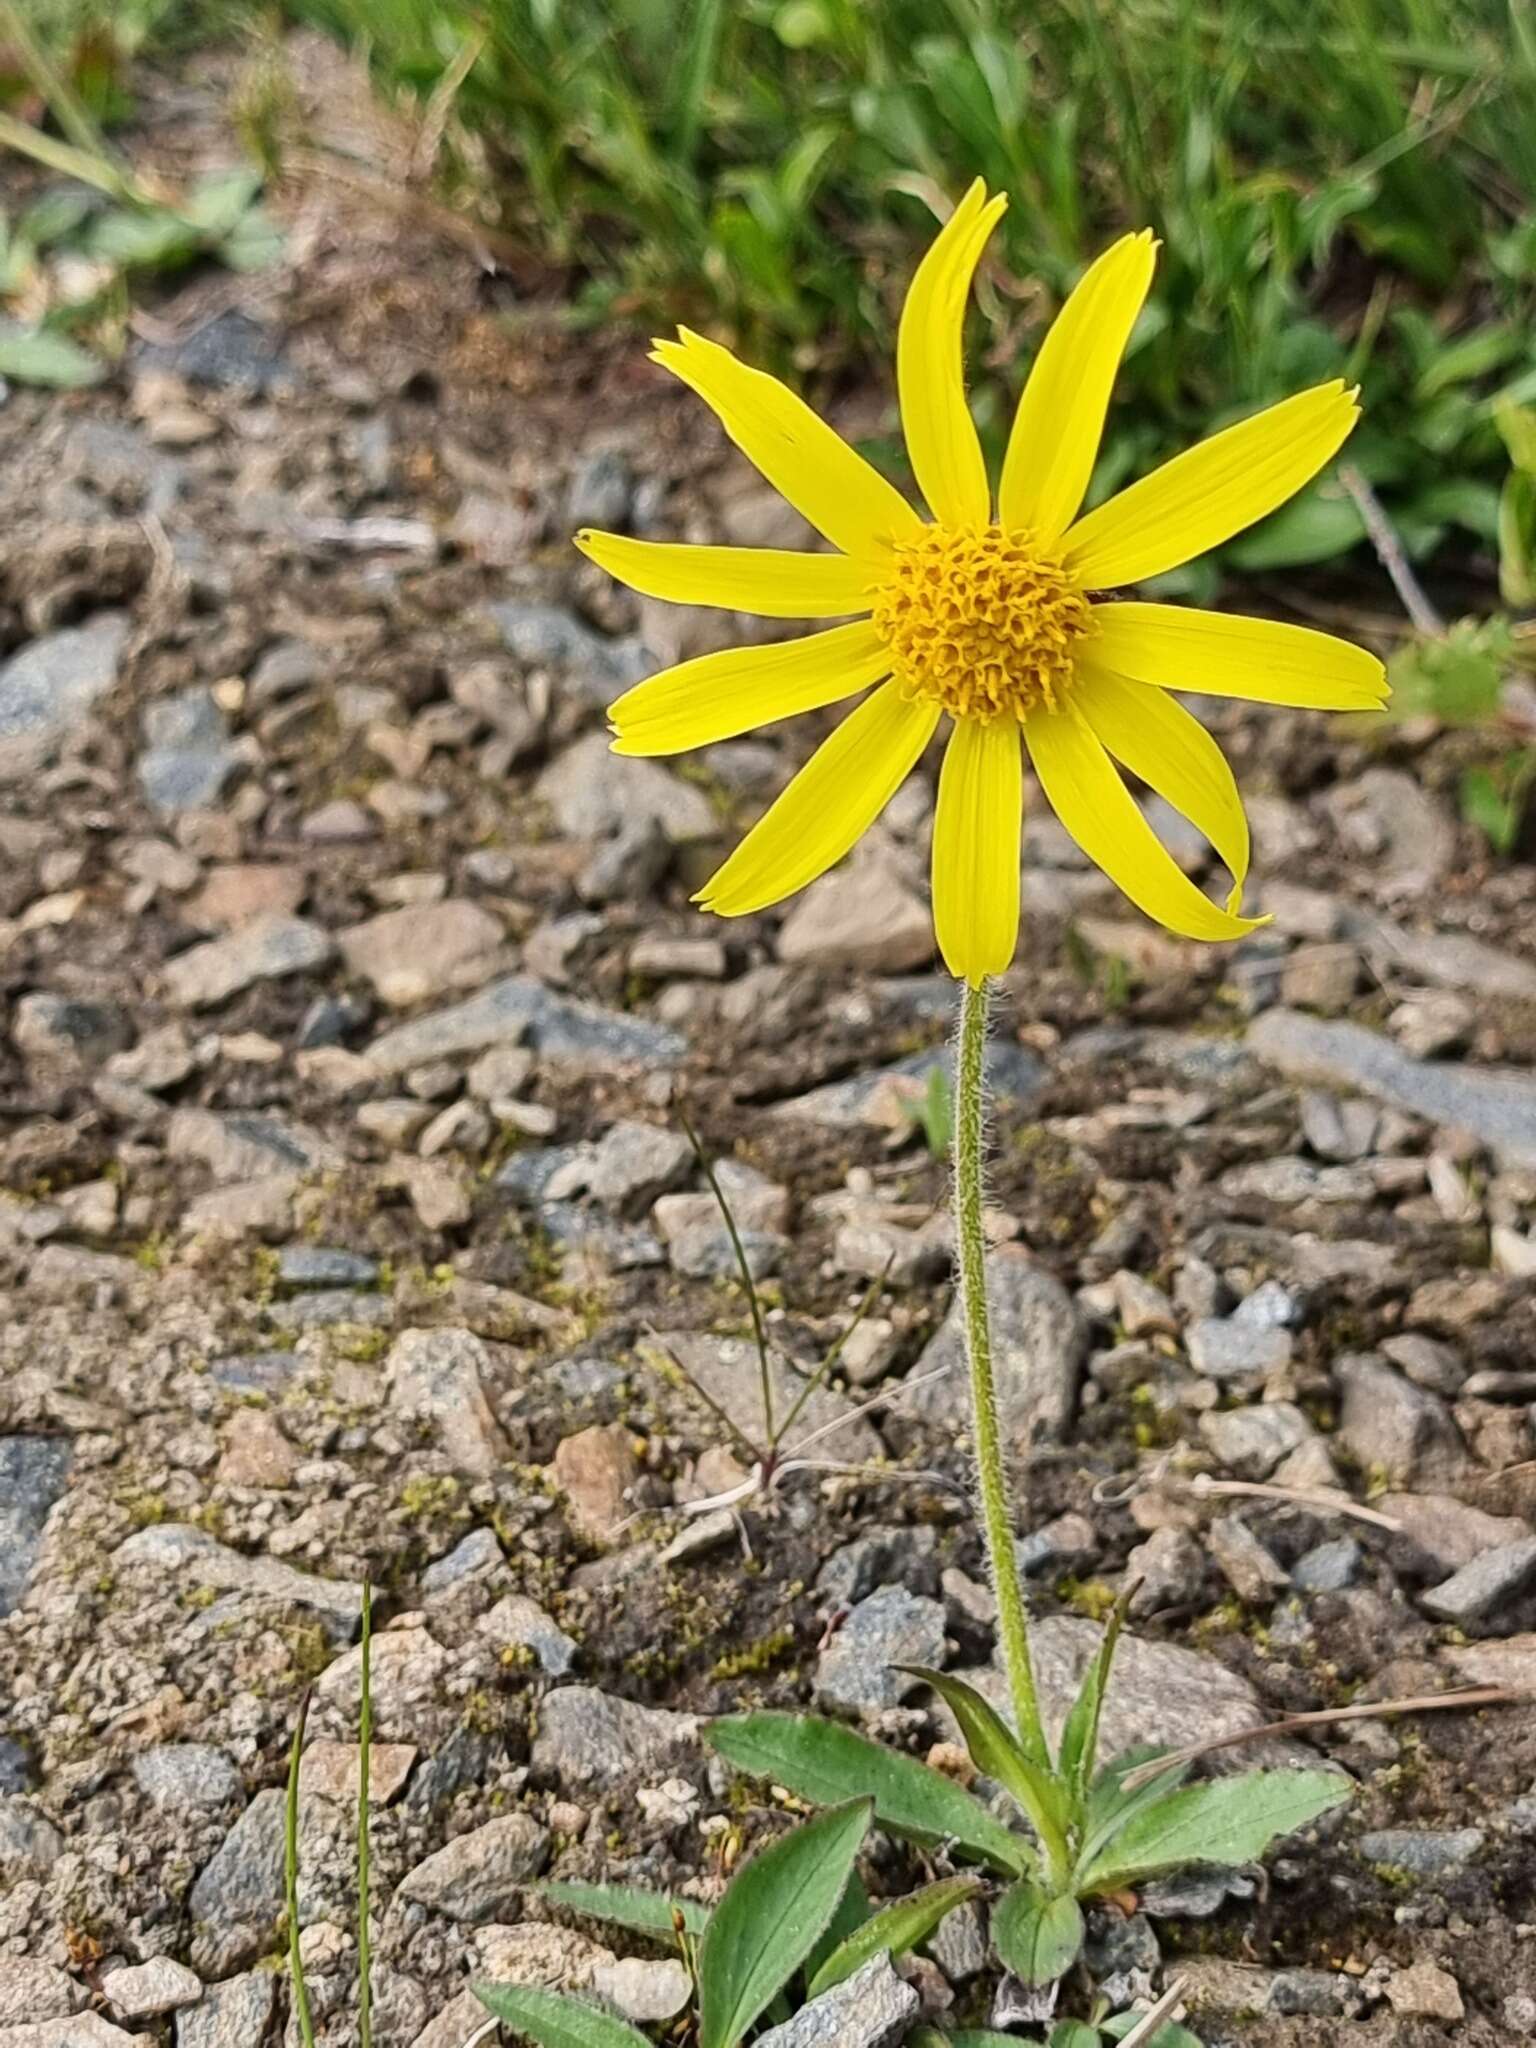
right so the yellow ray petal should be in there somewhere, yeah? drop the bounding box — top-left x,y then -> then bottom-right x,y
999,230 -> 1157,545
575,529 -> 876,618
1075,660 -> 1248,907
697,680 -> 939,916
1025,703 -> 1267,942
610,621 -> 890,756
1062,382 -> 1360,588
1088,602 -> 1389,710
932,714 -> 1023,986
897,180 -> 1008,528
651,329 -> 922,561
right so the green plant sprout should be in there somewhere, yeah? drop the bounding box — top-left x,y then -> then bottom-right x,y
475,1798 -> 983,2047
901,1063 -> 955,1159
285,1581 -> 374,2048
0,0 -> 281,388
709,1587 -> 1346,1991
639,1114 -> 954,1535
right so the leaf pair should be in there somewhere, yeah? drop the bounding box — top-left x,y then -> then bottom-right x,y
477,1797 -> 973,2048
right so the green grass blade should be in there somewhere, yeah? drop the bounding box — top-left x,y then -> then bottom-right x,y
285,1691 -> 316,2048
357,1582 -> 373,2048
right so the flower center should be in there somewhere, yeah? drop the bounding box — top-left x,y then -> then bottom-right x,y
869,522 -> 1094,722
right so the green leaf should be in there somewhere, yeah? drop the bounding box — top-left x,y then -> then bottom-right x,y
709,1713 -> 1028,1875
1103,2013 -> 1203,2048
696,1799 -> 871,2048
991,1880 -> 1084,1986
911,2033 -> 1023,2048
1051,2024 -> 1105,2048
807,1874 -> 983,1997
900,1669 -> 1066,1876
1076,1748 -> 1191,1876
471,1983 -> 651,2048
535,1878 -> 709,1938
803,1870 -> 870,1986
1055,1595 -> 1129,1807
1075,1770 -> 1349,1894
0,323 -> 103,388
1224,488 -> 1366,569
87,205 -> 202,269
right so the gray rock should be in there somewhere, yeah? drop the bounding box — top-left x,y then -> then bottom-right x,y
188,1788 -> 287,1975
0,1960 -> 79,2027
539,1203 -> 665,1271
1420,1538 -> 1536,1622
1208,1516 -> 1290,1603
139,686 -> 240,814
0,1796 -> 62,1877
578,1119 -> 693,1215
1382,1332 -> 1466,1396
1187,1317 -> 1293,1381
0,1437 -> 71,1616
1380,1492 -> 1530,1575
174,1971 -> 275,2048
420,1527 -> 504,1597
530,1687 -> 698,1795
1267,1969 -> 1358,2018
537,730 -> 715,843
386,1327 -> 511,1479
485,601 -> 650,697
114,1524 -> 363,1630
11,993 -> 131,1066
163,914 -> 335,1009
590,1957 -> 691,2024
132,1744 -> 244,1812
137,309 -> 294,391
210,1351 -> 300,1397
1249,1008 -> 1536,1169
167,1107 -> 341,1182
0,2019 -> 138,2048
265,1288 -> 391,1333
0,612 -> 127,752
1351,911 -> 1536,1001
566,448 -> 633,529
101,1960 -> 201,2019
1357,1826 -> 1484,1878
366,975 -> 684,1076
753,1955 -> 917,2048
578,814 -> 670,904
957,1616 -> 1318,1767
1127,1527 -> 1206,1615
277,1245 -> 380,1289
339,900 -> 504,1008
816,1585 -> 948,1711
0,1740 -> 32,1794
480,1595 -> 579,1677
1232,1279 -> 1303,1330
817,1528 -> 940,1612
775,1042 -> 1044,1129
1336,1353 -> 1465,1485
905,1247 -> 1088,1446
397,1813 -> 551,1920
1199,1402 -> 1315,1479
1292,1538 -> 1362,1592
1017,1512 -> 1098,1578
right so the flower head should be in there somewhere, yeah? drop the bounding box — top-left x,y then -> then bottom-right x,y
577,183 -> 1387,985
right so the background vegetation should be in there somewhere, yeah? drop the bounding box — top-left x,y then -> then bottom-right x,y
8,0 -> 1536,589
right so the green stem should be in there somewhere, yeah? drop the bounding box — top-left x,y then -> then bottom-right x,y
954,977 -> 1047,1765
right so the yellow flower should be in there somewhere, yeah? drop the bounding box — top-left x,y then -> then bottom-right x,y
576,182 -> 1387,986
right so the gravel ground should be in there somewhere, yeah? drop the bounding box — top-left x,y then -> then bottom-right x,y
3,44 -> 1536,2048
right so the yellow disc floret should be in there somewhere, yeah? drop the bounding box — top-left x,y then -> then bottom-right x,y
870,522 -> 1094,722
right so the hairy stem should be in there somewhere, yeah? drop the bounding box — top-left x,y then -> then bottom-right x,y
954,977 -> 1045,1762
